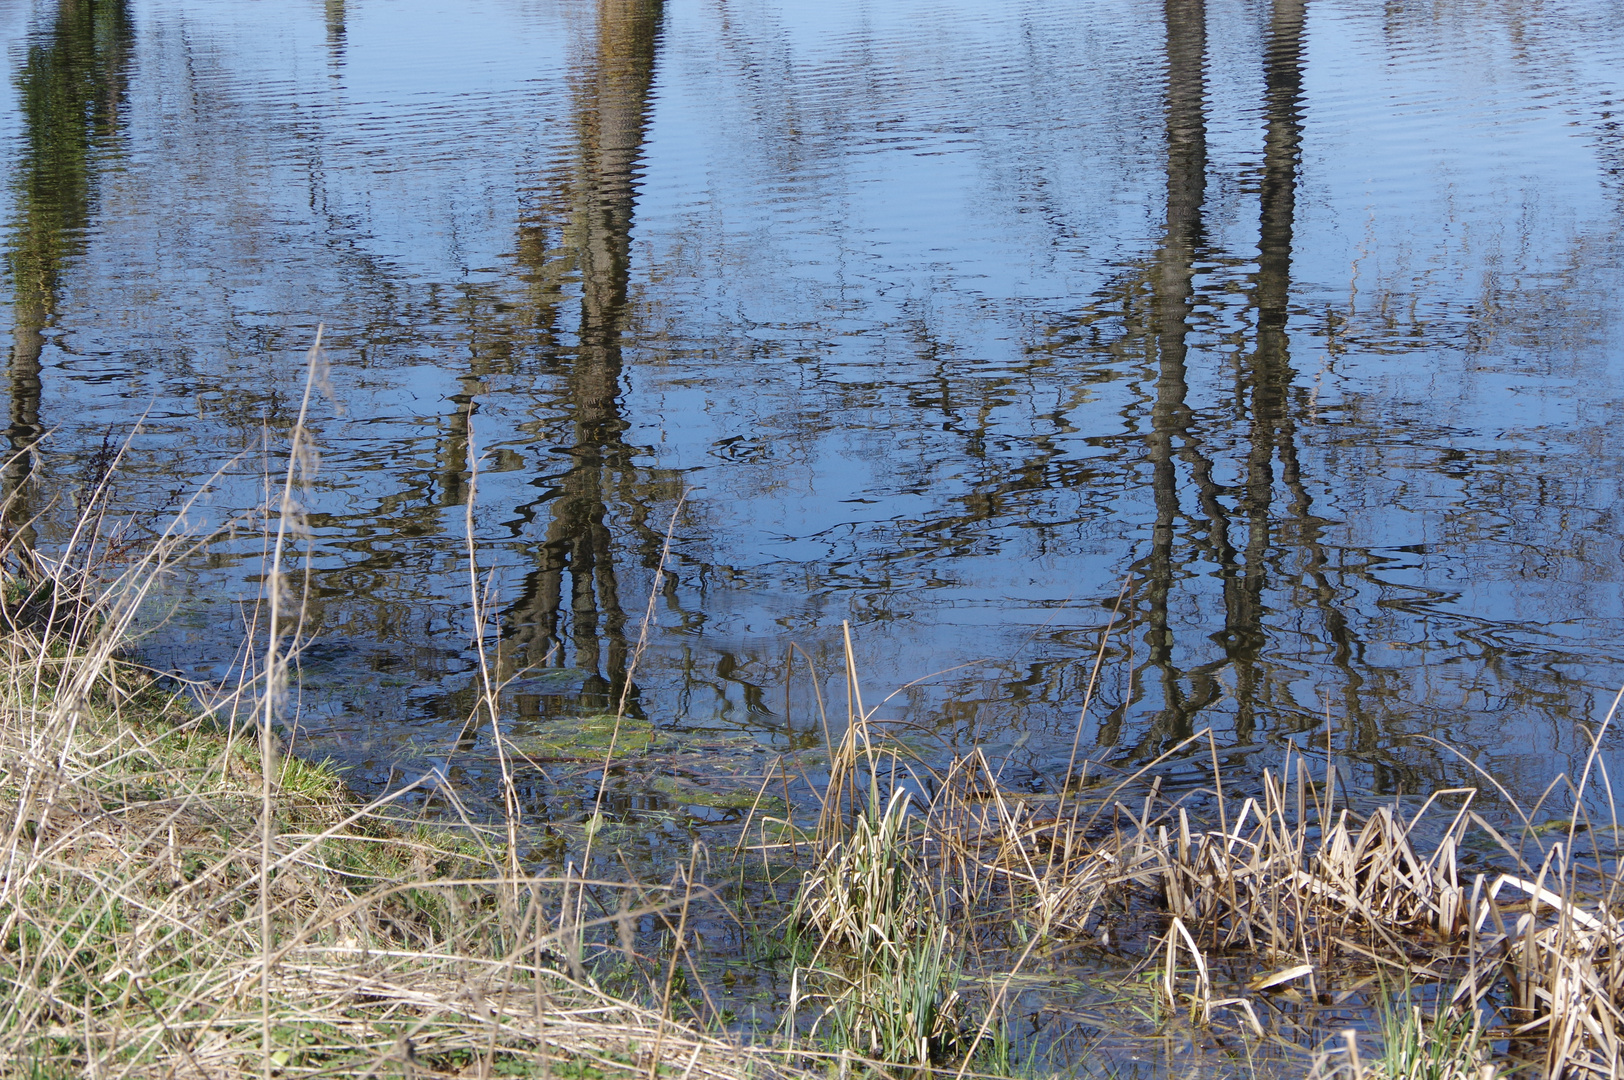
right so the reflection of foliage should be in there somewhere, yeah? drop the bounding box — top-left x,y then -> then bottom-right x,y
7,0 -> 132,319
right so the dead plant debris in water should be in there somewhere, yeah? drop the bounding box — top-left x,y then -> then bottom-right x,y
766,632 -> 1624,1080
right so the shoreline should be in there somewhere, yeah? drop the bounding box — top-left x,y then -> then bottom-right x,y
3,551 -> 1619,1080
0,563 -> 820,1079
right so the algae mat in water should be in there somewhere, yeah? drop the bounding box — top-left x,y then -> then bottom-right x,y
507,714 -> 657,758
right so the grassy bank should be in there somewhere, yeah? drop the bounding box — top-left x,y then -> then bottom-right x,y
0,438 -> 847,1080
0,571 -> 838,1079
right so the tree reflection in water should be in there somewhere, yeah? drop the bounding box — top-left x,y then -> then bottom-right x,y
501,0 -> 674,713
4,0 -> 132,551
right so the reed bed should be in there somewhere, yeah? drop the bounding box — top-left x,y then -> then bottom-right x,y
779,656 -> 1624,1080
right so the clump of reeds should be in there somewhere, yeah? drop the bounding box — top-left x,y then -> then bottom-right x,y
775,633 -> 1624,1080
1155,757 -> 1479,953
780,630 -> 970,1071
790,788 -> 967,1069
1143,745 -> 1624,1080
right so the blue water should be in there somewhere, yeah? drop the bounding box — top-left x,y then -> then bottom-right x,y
4,0 -> 1623,812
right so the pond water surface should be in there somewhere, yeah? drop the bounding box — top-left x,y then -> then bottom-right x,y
4,0 -> 1624,820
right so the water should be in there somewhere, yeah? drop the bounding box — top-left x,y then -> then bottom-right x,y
4,0 -> 1624,818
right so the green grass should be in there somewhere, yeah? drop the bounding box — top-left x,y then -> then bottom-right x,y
1354,987 -> 1490,1080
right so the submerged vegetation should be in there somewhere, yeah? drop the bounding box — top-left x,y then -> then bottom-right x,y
6,423 -> 1624,1080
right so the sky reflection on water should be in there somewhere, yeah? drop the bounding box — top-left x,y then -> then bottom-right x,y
3,0 -> 1624,815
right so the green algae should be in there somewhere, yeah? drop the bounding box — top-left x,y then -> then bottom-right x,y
507,713 -> 658,758
651,773 -> 786,812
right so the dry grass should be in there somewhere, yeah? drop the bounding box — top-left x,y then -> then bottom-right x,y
0,360 -> 817,1079
0,625 -> 755,1078
0,606 -> 813,1079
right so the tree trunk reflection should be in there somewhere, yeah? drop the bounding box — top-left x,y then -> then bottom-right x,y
1139,0 -> 1223,748
1114,0 -> 1350,759
502,0 -> 664,707
4,0 -> 132,552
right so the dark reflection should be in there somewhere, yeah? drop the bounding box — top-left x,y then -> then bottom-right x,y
1111,0 -> 1329,761
1243,0 -> 1382,767
437,374 -> 480,508
502,0 -> 667,707
1070,0 -> 1615,793
1233,0 -> 1311,744
3,0 -> 132,548
1133,0 -> 1225,751
324,0 -> 346,65
1247,0 -> 1380,767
